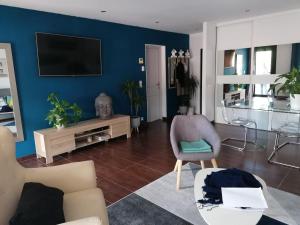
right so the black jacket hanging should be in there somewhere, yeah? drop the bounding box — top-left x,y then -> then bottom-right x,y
176,61 -> 185,86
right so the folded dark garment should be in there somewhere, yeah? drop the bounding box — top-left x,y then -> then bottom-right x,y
257,215 -> 288,225
199,168 -> 262,205
0,105 -> 13,112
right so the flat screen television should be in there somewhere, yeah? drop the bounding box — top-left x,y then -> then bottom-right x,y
36,33 -> 102,76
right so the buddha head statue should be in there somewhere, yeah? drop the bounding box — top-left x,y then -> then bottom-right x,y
95,93 -> 113,119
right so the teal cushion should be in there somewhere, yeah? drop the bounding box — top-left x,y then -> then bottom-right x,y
180,140 -> 212,153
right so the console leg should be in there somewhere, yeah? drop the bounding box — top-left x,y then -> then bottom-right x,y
46,156 -> 53,165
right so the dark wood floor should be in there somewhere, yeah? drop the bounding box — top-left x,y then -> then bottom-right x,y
18,121 -> 300,205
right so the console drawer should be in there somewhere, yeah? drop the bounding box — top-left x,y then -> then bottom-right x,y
49,135 -> 75,154
111,122 -> 129,138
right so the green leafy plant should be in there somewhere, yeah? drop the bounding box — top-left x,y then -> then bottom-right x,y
122,80 -> 144,116
270,67 -> 300,97
46,93 -> 82,128
179,74 -> 199,106
122,80 -> 139,115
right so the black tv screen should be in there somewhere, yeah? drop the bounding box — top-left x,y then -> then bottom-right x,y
36,33 -> 102,76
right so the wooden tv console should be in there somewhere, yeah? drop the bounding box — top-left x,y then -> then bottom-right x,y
34,115 -> 131,164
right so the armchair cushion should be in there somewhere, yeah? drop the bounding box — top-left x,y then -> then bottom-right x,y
9,182 -> 65,225
58,217 -> 102,225
180,140 -> 212,153
63,188 -> 109,225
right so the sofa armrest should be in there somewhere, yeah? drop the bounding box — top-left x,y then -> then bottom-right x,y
58,217 -> 102,225
24,160 -> 97,193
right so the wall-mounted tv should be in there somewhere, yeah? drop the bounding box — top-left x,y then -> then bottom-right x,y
36,33 -> 102,76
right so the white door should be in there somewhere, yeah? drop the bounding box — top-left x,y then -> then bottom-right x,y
146,46 -> 162,122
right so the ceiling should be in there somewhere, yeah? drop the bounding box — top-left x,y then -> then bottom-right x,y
1,0 -> 300,34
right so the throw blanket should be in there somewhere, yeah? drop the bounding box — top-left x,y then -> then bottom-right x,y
198,168 -> 262,205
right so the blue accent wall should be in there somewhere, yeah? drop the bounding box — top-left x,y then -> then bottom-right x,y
0,6 -> 188,157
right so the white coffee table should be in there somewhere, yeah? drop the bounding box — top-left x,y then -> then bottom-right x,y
194,168 -> 268,225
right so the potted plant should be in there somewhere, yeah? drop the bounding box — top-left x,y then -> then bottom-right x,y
122,80 -> 138,115
271,67 -> 300,110
122,80 -> 144,130
132,93 -> 144,129
46,93 -> 82,129
178,73 -> 199,114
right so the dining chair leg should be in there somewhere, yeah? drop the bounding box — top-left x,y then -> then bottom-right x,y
200,160 -> 205,169
211,158 -> 218,168
176,160 -> 182,191
174,160 -> 179,172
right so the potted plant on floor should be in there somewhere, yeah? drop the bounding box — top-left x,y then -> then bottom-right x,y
178,74 -> 199,115
132,93 -> 144,129
122,80 -> 144,131
46,93 -> 82,129
271,67 -> 300,110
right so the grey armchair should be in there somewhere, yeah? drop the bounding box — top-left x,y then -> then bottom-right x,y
170,115 -> 221,190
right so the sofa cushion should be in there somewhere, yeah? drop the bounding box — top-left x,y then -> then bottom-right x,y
63,188 -> 108,225
9,182 -> 65,225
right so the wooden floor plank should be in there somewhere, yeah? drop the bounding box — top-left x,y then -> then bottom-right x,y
17,120 -> 300,205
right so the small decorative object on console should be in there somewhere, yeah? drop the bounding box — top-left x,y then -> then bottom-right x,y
95,92 -> 113,119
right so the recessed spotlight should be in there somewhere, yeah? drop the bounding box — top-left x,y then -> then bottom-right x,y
155,21 -> 159,24
100,10 -> 107,13
245,9 -> 250,13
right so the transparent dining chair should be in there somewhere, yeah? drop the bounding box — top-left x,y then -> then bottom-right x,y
221,100 -> 258,151
268,119 -> 300,169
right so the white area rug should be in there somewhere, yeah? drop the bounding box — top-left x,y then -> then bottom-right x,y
135,163 -> 300,225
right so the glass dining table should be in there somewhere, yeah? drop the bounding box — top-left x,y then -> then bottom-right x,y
225,97 -> 300,169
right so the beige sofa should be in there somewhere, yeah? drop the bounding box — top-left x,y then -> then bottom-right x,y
0,126 -> 109,225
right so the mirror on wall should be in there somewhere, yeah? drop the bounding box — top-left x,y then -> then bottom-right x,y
253,43 -> 300,75
0,43 -> 24,141
222,84 -> 250,106
253,43 -> 300,96
216,48 -> 251,75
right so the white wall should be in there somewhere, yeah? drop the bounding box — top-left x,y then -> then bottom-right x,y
160,46 -> 167,118
217,9 -> 300,48
253,10 -> 300,46
189,32 -> 203,114
202,21 -> 217,121
217,21 -> 252,50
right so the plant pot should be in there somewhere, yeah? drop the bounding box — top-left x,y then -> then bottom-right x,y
187,106 -> 194,116
290,94 -> 300,110
55,124 -> 65,130
131,116 -> 141,128
178,106 -> 188,115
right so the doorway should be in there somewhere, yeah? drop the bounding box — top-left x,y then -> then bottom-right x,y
145,45 -> 166,122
